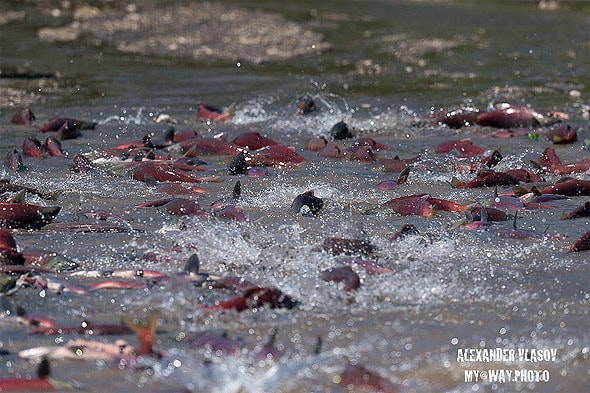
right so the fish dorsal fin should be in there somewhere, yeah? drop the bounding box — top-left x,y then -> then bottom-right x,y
6,189 -> 25,203
143,174 -> 157,186
480,206 -> 488,222
183,144 -> 197,158
396,165 -> 412,185
465,209 -> 474,222
184,254 -> 200,275
142,134 -> 154,148
314,336 -> 323,355
450,177 -> 462,188
37,357 -> 50,379
232,181 -> 241,201
529,160 -> 542,170
264,327 -> 278,347
164,126 -> 175,142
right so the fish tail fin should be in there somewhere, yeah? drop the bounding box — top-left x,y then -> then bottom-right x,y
450,177 -> 463,188
529,160 -> 543,170
123,311 -> 159,356
226,103 -> 236,118
512,185 -> 528,197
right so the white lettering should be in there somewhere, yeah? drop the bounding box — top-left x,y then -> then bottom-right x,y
464,369 -> 479,382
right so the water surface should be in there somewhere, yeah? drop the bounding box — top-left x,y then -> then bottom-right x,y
0,1 -> 588,392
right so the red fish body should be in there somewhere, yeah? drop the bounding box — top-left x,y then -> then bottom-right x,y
435,139 -> 484,156
40,118 -> 96,140
468,206 -> 508,222
248,145 -> 306,167
155,182 -> 208,195
429,107 -> 480,129
546,124 -> 576,144
490,195 -> 524,211
0,358 -> 63,392
43,137 -> 64,157
338,363 -> 399,393
4,149 -> 24,172
376,180 -> 400,190
382,194 -> 436,218
320,265 -> 361,291
548,160 -> 590,176
505,169 -> 542,183
539,147 -> 590,175
137,198 -> 208,216
350,137 -> 390,151
540,179 -> 590,196
22,247 -> 78,272
379,156 -> 421,173
201,287 -> 298,312
0,203 -> 60,229
304,136 -> 328,151
568,230 -> 590,252
564,201 -> 590,219
0,229 -> 24,265
173,130 -> 199,143
539,147 -> 562,167
182,138 -> 240,156
31,323 -> 133,336
476,104 -> 543,128
0,377 -> 57,392
10,107 -> 35,126
39,118 -> 97,132
213,205 -> 246,221
457,171 -> 521,188
162,198 -> 208,216
87,280 -> 147,290
22,137 -> 44,157
197,103 -> 231,122
131,162 -> 204,183
348,146 -> 376,161
428,197 -> 468,212
318,143 -> 346,159
232,131 -> 278,150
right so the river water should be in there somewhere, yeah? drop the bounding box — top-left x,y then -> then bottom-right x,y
0,1 -> 589,392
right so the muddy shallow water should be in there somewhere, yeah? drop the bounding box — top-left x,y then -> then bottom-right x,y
0,1 -> 589,392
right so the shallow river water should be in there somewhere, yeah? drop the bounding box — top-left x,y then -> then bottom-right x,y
0,1 -> 589,392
